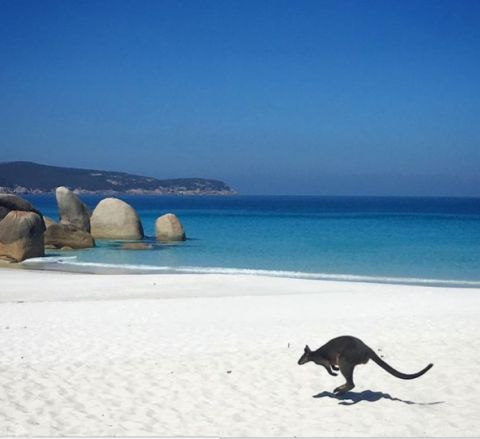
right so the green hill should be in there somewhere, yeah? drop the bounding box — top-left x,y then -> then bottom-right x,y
0,161 -> 235,195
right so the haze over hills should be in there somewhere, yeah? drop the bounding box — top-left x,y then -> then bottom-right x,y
0,161 -> 235,195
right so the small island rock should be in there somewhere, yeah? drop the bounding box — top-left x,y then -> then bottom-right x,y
90,198 -> 144,240
155,213 -> 186,241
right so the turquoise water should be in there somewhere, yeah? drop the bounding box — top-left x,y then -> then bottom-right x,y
23,195 -> 480,286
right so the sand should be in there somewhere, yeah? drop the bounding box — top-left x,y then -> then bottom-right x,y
0,268 -> 479,437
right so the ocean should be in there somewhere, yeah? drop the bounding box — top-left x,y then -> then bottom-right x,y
22,194 -> 480,287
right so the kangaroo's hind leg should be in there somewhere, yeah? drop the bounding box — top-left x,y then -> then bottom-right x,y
333,359 -> 355,394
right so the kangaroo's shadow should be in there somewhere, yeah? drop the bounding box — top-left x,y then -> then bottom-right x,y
313,390 -> 445,406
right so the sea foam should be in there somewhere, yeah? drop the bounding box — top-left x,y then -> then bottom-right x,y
21,258 -> 480,288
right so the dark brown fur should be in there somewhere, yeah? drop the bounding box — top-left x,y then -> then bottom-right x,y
298,335 -> 433,394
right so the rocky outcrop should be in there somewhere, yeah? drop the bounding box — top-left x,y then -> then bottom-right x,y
0,211 -> 45,262
0,194 -> 46,262
90,198 -> 144,240
56,186 -> 91,232
0,194 -> 44,224
155,213 -> 186,241
44,223 -> 95,249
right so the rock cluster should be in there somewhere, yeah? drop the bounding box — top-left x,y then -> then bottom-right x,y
43,187 -> 95,250
0,190 -> 188,263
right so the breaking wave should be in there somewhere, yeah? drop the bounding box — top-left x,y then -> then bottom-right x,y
21,257 -> 480,288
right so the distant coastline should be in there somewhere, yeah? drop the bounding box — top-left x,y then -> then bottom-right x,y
0,161 -> 236,196
0,187 -> 236,196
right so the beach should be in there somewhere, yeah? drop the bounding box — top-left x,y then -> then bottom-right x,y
1,268 -> 479,437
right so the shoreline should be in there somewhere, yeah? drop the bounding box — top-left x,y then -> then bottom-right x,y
0,268 -> 479,436
3,256 -> 480,289
3,267 -> 468,303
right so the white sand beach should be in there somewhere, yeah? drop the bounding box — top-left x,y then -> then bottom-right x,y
0,268 -> 479,437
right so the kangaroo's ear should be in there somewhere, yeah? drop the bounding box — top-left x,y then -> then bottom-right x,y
305,345 -> 311,353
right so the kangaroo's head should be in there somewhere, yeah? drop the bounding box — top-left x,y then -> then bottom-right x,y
298,345 -> 312,365
298,345 -> 338,376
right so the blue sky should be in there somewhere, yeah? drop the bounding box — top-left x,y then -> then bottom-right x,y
1,0 -> 479,195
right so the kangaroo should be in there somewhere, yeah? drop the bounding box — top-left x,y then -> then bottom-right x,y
298,335 -> 433,394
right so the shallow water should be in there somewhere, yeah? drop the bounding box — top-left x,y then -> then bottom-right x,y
23,194 -> 480,286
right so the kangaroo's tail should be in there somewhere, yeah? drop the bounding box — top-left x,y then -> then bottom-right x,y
368,348 -> 433,380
